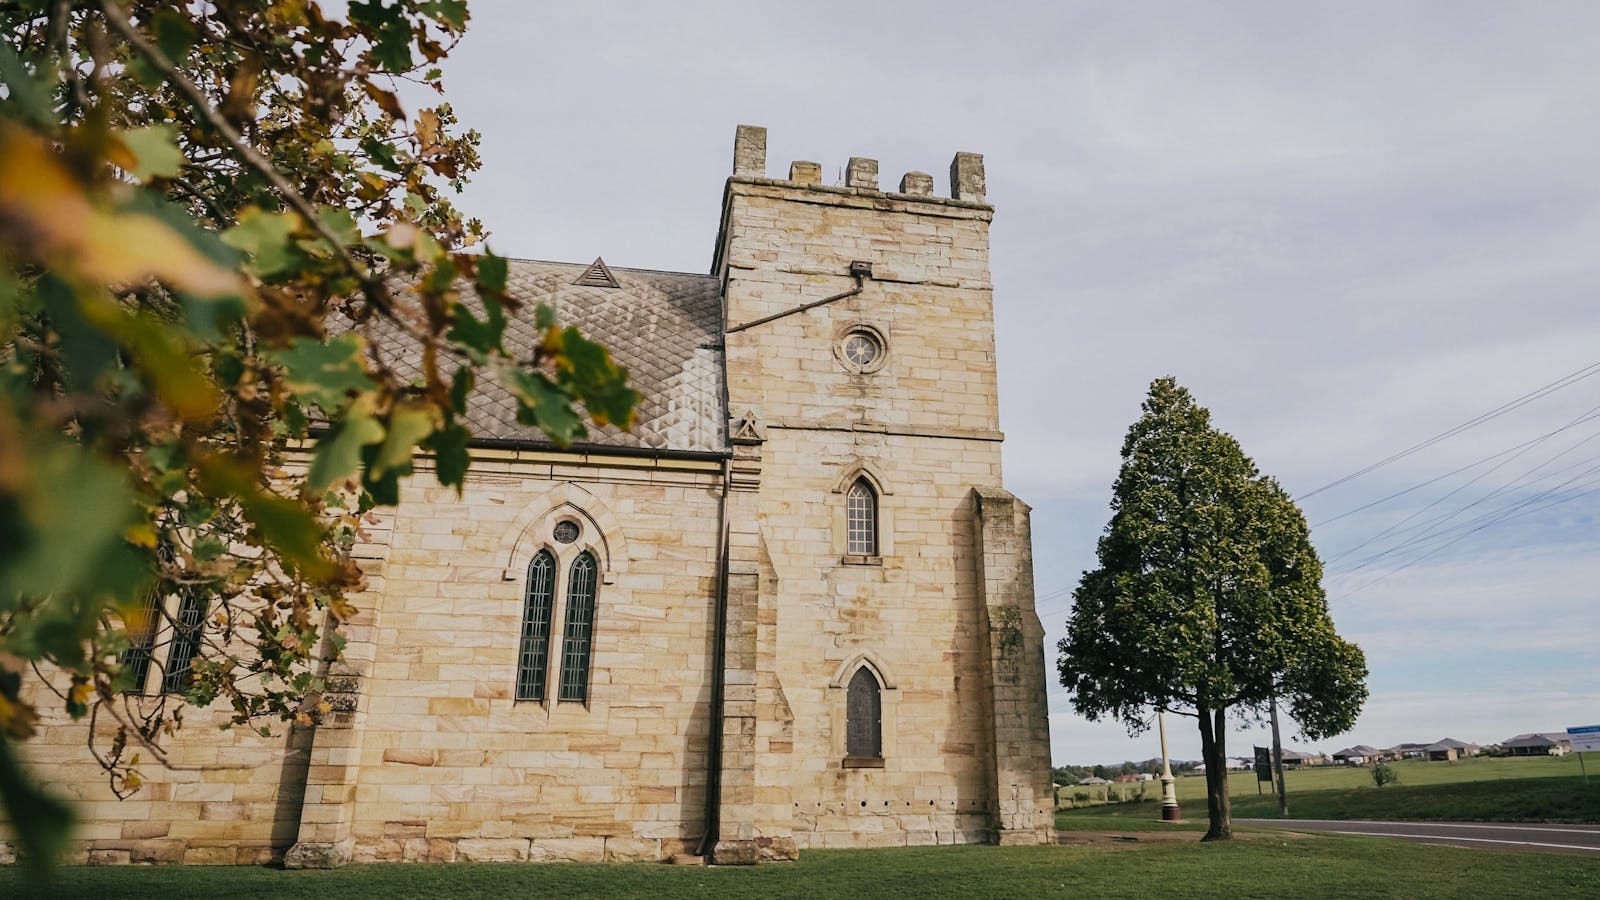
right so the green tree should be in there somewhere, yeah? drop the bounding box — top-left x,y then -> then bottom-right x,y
0,1 -> 636,869
1057,378 -> 1367,840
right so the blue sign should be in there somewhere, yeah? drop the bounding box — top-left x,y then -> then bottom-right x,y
1567,725 -> 1600,753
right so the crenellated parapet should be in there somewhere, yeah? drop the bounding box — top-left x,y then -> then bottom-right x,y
729,124 -> 986,206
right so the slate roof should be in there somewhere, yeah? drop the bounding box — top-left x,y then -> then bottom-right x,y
375,258 -> 726,455
1502,732 -> 1571,748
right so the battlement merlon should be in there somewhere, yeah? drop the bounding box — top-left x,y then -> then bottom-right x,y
729,124 -> 990,209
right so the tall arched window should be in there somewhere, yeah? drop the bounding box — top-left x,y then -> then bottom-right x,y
119,591 -> 162,695
516,550 -> 557,701
846,666 -> 883,759
558,552 -> 599,702
161,590 -> 207,695
846,478 -> 878,556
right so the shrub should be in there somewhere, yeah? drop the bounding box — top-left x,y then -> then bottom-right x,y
1371,763 -> 1399,788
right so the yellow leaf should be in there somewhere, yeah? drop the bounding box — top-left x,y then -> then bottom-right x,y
0,122 -> 241,297
124,522 -> 158,548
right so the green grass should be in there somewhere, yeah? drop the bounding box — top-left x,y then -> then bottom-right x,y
1059,755 -> 1600,824
3,838 -> 1599,899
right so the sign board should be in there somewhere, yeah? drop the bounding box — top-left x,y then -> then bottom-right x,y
1568,725 -> 1600,754
1254,746 -> 1273,782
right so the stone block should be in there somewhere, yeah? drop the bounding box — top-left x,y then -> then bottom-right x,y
456,838 -> 529,862
789,161 -> 822,185
527,837 -> 606,862
734,125 -> 766,176
845,157 -> 879,190
183,846 -> 238,866
950,152 -> 985,201
86,848 -> 131,866
898,172 -> 933,196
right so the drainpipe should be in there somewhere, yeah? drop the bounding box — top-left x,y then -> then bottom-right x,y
697,458 -> 732,857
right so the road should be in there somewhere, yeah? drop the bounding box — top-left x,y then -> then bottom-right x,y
1239,818 -> 1600,854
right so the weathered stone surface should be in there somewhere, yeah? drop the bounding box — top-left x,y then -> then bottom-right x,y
283,839 -> 354,869
710,839 -> 759,865
456,838 -> 529,862
845,157 -> 879,190
898,171 -> 933,196
788,160 -> 822,185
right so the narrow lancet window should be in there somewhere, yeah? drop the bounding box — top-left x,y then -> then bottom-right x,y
119,591 -> 162,695
846,666 -> 883,759
161,590 -> 207,695
516,550 -> 557,701
558,552 -> 598,702
846,478 -> 878,556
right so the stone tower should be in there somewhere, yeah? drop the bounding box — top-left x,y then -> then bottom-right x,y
708,126 -> 1054,857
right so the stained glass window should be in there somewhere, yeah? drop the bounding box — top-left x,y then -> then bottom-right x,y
516,550 -> 557,701
558,552 -> 598,702
846,667 -> 882,759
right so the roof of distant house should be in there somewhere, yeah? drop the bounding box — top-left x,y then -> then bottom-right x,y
1502,732 -> 1572,748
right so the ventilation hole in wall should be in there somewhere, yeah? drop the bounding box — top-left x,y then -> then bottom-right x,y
860,801 -> 866,807
884,801 -> 889,806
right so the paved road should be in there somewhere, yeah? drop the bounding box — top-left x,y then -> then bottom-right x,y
1239,819 -> 1600,854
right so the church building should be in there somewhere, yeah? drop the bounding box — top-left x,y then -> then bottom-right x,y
16,126 -> 1054,866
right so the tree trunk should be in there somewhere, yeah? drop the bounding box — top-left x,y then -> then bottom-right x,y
1195,703 -> 1233,840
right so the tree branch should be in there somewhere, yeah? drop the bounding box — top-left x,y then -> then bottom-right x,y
96,0 -> 391,315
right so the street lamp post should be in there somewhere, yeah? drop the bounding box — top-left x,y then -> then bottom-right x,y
1158,710 -> 1181,821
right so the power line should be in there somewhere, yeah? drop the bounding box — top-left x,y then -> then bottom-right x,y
1321,405 -> 1600,566
1295,359 -> 1600,502
1312,405 -> 1600,529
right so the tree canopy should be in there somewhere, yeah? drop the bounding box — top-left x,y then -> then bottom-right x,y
1058,377 -> 1367,839
0,0 -> 637,868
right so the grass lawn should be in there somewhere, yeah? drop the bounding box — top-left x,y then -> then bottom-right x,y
3,837 -> 1599,899
1059,754 -> 1600,825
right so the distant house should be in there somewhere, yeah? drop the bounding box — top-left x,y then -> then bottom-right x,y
1278,750 -> 1318,769
1225,757 -> 1252,771
1077,776 -> 1112,785
1502,733 -> 1572,756
1332,744 -> 1382,765
1424,738 -> 1478,761
1136,773 -> 1154,782
1113,774 -> 1139,784
1387,742 -> 1430,760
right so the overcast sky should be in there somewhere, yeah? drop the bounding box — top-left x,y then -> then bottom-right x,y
436,2 -> 1600,764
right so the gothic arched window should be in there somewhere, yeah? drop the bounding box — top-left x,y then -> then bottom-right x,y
846,478 -> 878,556
846,666 -> 883,759
558,552 -> 599,702
516,550 -> 557,701
161,590 -> 207,695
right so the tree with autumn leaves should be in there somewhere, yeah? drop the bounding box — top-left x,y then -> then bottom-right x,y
1058,378 -> 1367,840
0,1 -> 637,867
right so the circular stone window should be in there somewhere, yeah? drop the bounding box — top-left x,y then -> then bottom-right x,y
552,520 -> 580,544
835,326 -> 888,374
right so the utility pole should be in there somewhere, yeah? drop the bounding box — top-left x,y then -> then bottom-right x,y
1269,693 -> 1289,817
1158,710 -> 1181,821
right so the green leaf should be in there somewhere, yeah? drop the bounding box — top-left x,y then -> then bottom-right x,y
222,206 -> 301,279
308,404 -> 386,491
239,489 -> 330,579
424,0 -> 470,30
476,251 -> 508,295
446,298 -> 505,365
501,363 -> 585,446
119,125 -> 184,182
152,9 -> 199,62
369,403 -> 438,478
0,40 -> 53,127
350,0 -> 416,72
448,365 -> 473,415
269,335 -> 372,412
559,327 -> 639,429
425,422 -> 470,489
